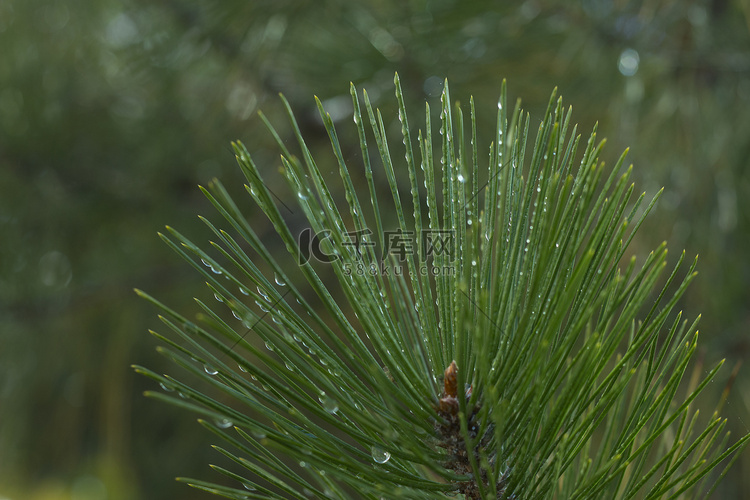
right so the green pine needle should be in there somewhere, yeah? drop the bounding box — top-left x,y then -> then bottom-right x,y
135,74 -> 749,499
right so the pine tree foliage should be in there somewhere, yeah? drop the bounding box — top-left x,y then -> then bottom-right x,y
133,75 -> 749,499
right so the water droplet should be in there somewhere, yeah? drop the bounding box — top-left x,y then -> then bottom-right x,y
243,483 -> 257,491
204,365 -> 218,375
371,446 -> 391,464
265,341 -> 274,351
214,293 -> 223,303
257,286 -> 270,301
215,418 -> 232,428
238,364 -> 248,373
239,286 -> 250,296
159,382 -> 173,392
251,429 -> 266,439
297,192 -> 308,200
319,392 -> 339,414
457,174 -> 465,183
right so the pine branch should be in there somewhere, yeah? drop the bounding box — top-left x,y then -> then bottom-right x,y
135,75 -> 749,499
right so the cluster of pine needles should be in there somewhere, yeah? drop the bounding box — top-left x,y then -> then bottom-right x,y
134,74 -> 748,499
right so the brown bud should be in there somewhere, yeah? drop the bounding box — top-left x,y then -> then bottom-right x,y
444,360 -> 458,398
438,395 -> 458,415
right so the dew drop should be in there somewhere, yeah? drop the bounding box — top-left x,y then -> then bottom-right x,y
239,286 -> 250,296
159,382 -> 173,392
204,365 -> 218,375
238,364 -> 248,373
319,392 -> 339,414
371,446 -> 391,464
243,483 -> 257,491
215,418 -> 233,429
257,286 -> 270,301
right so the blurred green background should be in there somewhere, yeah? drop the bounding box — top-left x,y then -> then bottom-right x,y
1,0 -> 749,498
